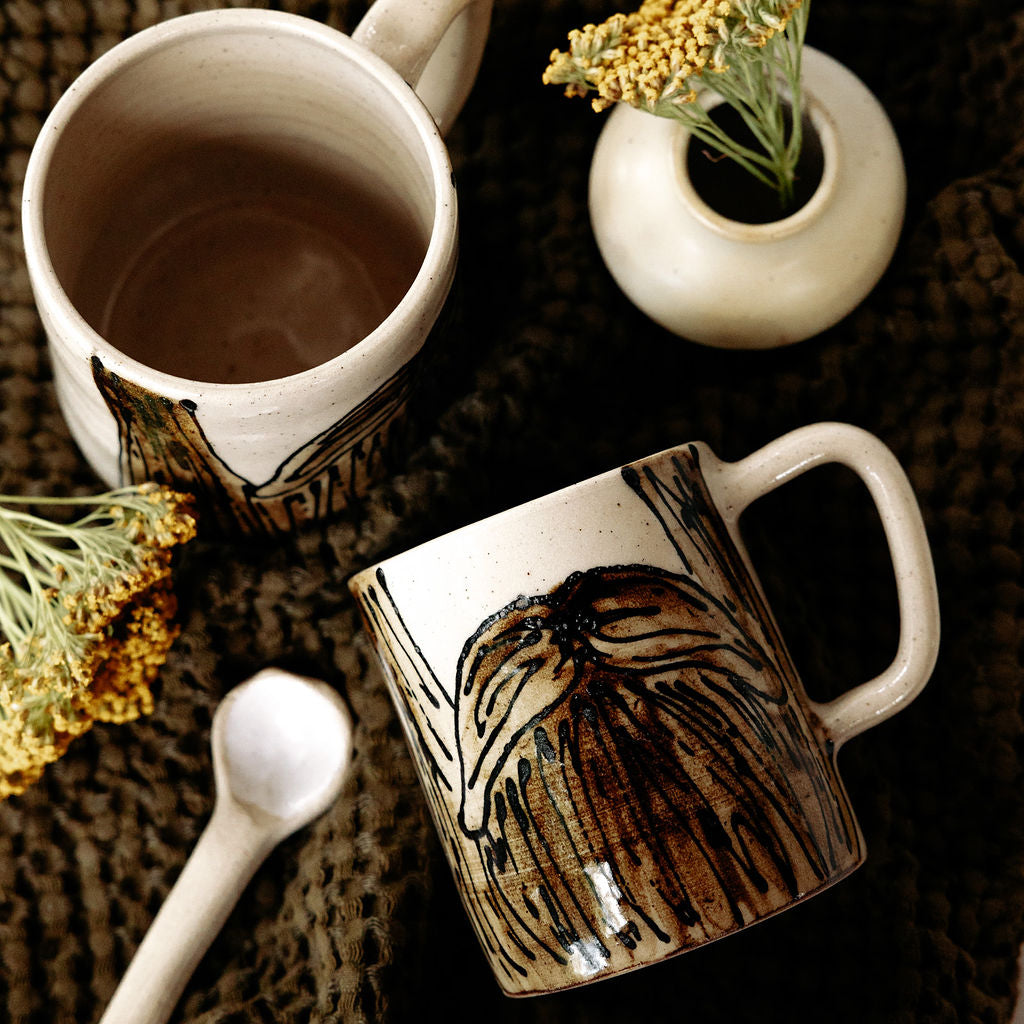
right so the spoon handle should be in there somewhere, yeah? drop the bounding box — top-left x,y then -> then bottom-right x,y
99,799 -> 273,1024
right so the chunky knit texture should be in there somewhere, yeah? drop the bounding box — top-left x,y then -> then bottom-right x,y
0,0 -> 1022,1021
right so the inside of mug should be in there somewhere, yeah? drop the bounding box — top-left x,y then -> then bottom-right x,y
39,22 -> 440,384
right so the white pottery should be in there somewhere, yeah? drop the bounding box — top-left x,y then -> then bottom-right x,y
350,421 -> 940,995
588,47 -> 906,349
22,1 -> 492,535
99,670 -> 353,1024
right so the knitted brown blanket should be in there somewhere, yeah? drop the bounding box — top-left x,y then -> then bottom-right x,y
1,0 -> 1021,1021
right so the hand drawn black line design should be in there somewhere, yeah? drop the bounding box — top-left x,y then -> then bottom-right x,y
353,444 -> 863,994
91,355 -> 417,535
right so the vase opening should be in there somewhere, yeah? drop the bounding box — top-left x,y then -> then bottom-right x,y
685,102 -> 824,225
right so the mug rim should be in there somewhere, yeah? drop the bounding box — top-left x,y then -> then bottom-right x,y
21,7 -> 458,396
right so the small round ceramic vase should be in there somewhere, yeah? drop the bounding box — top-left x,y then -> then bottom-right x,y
350,422 -> 940,996
588,48 -> 906,349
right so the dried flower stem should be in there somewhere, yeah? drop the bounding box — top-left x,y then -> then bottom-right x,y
545,0 -> 812,211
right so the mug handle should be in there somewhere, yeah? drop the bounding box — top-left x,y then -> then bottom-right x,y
706,421 -> 941,748
352,0 -> 493,135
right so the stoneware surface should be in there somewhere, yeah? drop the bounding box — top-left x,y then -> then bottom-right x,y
350,422 -> 940,995
21,1 -> 491,535
588,47 -> 906,349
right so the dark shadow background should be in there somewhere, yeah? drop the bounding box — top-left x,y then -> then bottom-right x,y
0,1 -> 1021,1022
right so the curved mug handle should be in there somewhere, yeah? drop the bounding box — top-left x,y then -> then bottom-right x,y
706,421 -> 940,748
352,0 -> 493,135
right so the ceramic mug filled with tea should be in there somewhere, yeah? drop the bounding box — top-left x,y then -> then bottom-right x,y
350,421 -> 941,996
22,1 -> 491,535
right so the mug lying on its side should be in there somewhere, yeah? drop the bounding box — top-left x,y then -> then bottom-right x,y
350,421 -> 941,996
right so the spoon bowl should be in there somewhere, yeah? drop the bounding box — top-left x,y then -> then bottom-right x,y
214,668 -> 353,832
100,668 -> 354,1024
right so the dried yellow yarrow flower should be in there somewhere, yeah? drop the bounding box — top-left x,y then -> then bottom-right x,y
544,0 -> 810,209
0,484 -> 197,798
542,1 -> 727,111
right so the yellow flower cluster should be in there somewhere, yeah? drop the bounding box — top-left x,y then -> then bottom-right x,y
0,484 -> 197,798
543,0 -> 802,112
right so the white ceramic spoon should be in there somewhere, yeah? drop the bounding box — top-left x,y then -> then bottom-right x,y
99,668 -> 354,1024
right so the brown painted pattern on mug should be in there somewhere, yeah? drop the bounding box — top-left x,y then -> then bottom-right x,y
352,445 -> 863,994
91,355 -> 417,536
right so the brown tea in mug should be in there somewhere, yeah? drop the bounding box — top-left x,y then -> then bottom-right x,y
73,138 -> 428,384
